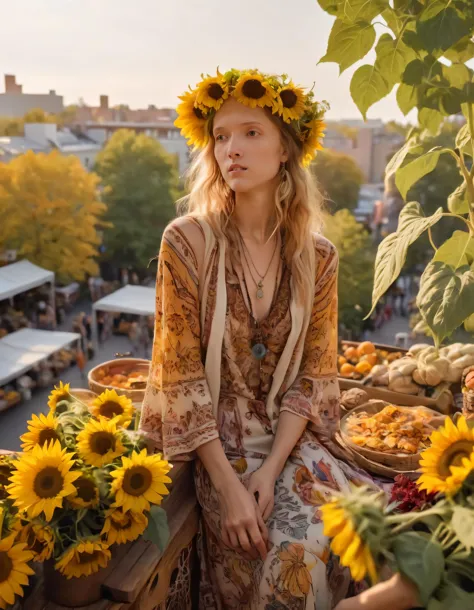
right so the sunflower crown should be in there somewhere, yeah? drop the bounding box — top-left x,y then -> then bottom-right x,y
175,68 -> 329,167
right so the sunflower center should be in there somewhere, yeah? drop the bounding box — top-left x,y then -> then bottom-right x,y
123,466 -> 152,496
38,428 -> 59,446
112,513 -> 132,530
75,478 -> 97,502
242,79 -> 266,99
99,401 -> 124,419
33,467 -> 64,498
91,432 -> 116,455
193,107 -> 205,120
0,465 -> 11,486
208,83 -> 224,100
0,551 -> 13,583
78,551 -> 100,565
280,89 -> 298,108
440,440 -> 474,477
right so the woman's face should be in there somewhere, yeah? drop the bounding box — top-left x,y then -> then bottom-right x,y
213,98 -> 288,194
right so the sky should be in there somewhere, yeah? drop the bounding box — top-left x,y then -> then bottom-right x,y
1,0 -> 415,122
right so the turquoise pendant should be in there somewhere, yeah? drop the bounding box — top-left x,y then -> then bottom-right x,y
252,343 -> 267,360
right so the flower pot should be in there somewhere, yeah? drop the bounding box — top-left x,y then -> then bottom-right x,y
43,556 -> 115,607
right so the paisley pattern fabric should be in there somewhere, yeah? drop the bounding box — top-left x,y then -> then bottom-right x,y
140,218 -> 376,609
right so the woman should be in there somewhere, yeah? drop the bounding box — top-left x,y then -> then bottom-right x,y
139,69 -> 414,610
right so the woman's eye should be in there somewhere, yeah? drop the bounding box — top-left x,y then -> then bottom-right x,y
248,130 -> 259,137
215,134 -> 225,141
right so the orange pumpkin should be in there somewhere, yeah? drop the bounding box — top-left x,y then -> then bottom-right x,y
338,355 -> 347,367
356,341 -> 376,358
355,361 -> 372,376
360,353 -> 378,367
344,347 -> 358,361
340,363 -> 356,377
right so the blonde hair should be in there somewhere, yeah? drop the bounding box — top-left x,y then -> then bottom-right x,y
178,113 -> 325,306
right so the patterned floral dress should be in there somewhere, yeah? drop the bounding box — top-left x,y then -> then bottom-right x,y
140,217 -> 375,610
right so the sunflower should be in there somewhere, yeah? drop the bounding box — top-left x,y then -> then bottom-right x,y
0,536 -> 34,607
110,449 -> 172,513
101,507 -> 148,545
0,457 -> 13,501
20,412 -> 60,452
6,440 -> 80,522
301,118 -> 326,167
233,72 -> 277,110
418,416 -> 474,496
19,522 -> 55,562
55,539 -> 111,579
446,451 -> 474,491
68,473 -> 99,509
195,72 -> 229,111
321,501 -> 378,584
48,381 -> 71,412
89,389 -> 134,427
174,89 -> 210,149
277,83 -> 307,123
76,417 -> 126,468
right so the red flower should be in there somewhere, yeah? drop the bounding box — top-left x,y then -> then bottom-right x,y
389,474 -> 436,513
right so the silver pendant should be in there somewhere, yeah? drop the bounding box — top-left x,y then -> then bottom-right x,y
252,343 -> 267,360
256,287 -> 264,299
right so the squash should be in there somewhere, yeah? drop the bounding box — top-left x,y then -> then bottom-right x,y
355,361 -> 372,376
340,363 -> 356,377
360,353 -> 378,367
356,341 -> 376,357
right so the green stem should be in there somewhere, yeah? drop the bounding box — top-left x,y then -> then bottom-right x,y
427,226 -> 438,252
440,212 -> 473,234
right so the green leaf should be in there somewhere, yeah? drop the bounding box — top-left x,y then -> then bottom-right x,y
443,63 -> 471,90
397,83 -> 417,115
375,34 -> 414,88
439,87 -> 464,116
319,19 -> 376,74
444,36 -> 474,63
402,59 -> 425,86
465,313 -> 474,333
396,149 -> 447,199
393,532 -> 444,607
143,506 -> 170,552
419,0 -> 448,22
417,7 -> 470,53
350,64 -> 392,119
433,230 -> 474,269
418,108 -> 444,135
417,261 -> 474,345
385,135 -> 423,177
367,202 -> 443,316
448,182 -> 470,215
456,123 -> 471,150
451,506 -> 474,550
318,0 -> 389,22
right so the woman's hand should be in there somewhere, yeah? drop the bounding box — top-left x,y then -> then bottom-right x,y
247,461 -> 278,522
218,479 -> 269,561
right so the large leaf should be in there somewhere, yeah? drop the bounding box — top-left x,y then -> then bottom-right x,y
444,36 -> 474,63
448,182 -> 470,215
433,231 -> 474,269
465,313 -> 474,334
443,63 -> 471,90
451,506 -> 474,551
385,135 -> 423,177
417,261 -> 474,346
375,34 -> 414,88
454,123 -> 473,157
143,505 -> 169,552
396,149 -> 447,199
393,532 -> 445,607
367,202 -> 443,317
397,83 -> 417,115
317,0 -> 389,22
319,19 -> 376,74
418,108 -> 444,136
350,64 -> 392,119
417,6 -> 470,53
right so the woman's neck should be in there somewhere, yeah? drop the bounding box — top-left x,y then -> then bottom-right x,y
233,189 -> 277,244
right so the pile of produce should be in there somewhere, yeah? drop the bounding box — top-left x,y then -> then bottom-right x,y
94,368 -> 148,390
338,341 -> 403,379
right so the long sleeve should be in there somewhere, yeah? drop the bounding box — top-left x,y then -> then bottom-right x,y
139,222 -> 219,460
280,237 -> 340,439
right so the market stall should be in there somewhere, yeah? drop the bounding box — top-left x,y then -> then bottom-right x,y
91,284 -> 155,347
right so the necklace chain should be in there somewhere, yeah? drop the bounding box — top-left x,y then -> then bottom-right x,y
237,229 -> 279,299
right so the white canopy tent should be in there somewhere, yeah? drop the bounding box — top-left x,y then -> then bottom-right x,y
0,260 -> 55,301
91,285 -> 155,348
0,328 -> 81,386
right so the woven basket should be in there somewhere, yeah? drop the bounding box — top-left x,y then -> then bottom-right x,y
340,400 -> 444,470
88,358 -> 150,403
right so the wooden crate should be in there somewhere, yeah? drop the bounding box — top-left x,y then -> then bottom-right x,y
340,340 -> 408,355
23,462 -> 199,610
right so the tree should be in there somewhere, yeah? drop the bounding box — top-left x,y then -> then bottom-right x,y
318,0 -> 474,346
0,151 -> 106,283
323,209 -> 375,336
95,129 -> 180,270
311,149 -> 365,212
23,108 -> 56,124
0,118 -> 23,136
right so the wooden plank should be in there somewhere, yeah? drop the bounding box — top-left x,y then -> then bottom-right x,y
104,495 -> 198,603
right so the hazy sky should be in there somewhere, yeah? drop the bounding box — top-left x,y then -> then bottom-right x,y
1,0 -> 417,121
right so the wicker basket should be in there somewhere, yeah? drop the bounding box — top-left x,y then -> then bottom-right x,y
340,400 -> 444,471
88,358 -> 150,404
